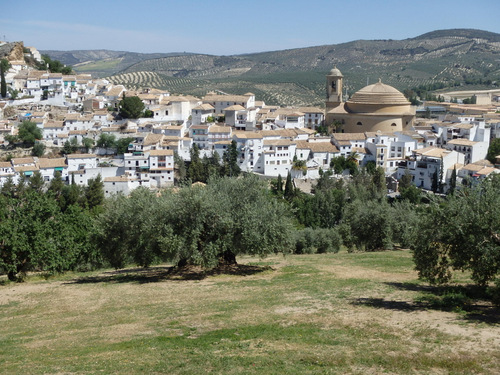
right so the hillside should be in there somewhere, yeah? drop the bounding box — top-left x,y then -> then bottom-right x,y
43,29 -> 500,106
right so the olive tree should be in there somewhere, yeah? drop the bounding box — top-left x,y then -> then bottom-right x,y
412,176 -> 500,287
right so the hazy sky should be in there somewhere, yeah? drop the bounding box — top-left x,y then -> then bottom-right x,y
1,0 -> 499,55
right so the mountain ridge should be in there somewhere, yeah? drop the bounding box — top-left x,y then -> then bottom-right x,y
41,29 -> 500,106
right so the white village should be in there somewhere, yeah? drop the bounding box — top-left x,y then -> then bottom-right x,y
1,41 -> 500,196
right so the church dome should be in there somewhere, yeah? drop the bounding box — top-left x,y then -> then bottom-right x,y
328,67 -> 343,77
348,80 -> 409,105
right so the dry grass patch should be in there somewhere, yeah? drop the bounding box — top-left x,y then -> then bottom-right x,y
1,250 -> 499,374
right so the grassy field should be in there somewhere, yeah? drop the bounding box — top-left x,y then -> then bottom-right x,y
1,250 -> 499,374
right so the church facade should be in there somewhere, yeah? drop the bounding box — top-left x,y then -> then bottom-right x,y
325,68 -> 416,133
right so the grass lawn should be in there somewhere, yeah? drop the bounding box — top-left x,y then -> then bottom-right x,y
1,250 -> 498,374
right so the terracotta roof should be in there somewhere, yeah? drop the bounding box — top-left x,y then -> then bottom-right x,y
296,140 -> 338,153
208,125 -> 231,133
193,103 -> 214,110
11,157 -> 35,165
447,139 -> 477,146
203,94 -> 251,103
149,149 -> 174,156
14,165 -> 39,173
263,139 -> 294,147
66,153 -> 96,159
224,105 -> 246,111
44,121 -> 64,128
233,131 -> 263,139
332,133 -> 367,141
38,158 -> 67,169
414,147 -> 451,158
143,133 -> 164,146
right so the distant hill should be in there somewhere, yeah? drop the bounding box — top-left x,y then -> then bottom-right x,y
42,29 -> 500,107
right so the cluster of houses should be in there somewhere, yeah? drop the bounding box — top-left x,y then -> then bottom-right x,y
1,56 -> 500,196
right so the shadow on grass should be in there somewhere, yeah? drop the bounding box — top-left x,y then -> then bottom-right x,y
65,264 -> 273,285
351,282 -> 500,325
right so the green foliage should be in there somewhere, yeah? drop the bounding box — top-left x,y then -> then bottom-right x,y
399,168 -> 412,190
294,228 -> 342,254
174,152 -> 187,185
118,95 -> 145,119
95,176 -> 294,269
284,172 -> 294,200
0,184 -> 99,281
222,140 -> 240,178
38,55 -> 72,74
82,137 -> 95,152
330,155 -> 358,176
486,138 -> 500,163
0,59 -> 9,98
63,138 -> 79,154
96,133 -> 117,149
85,175 -> 105,211
341,199 -> 394,251
116,137 -> 134,155
32,142 -> 46,157
399,185 -> 422,204
94,188 -> 172,269
412,176 -> 500,288
18,120 -> 42,146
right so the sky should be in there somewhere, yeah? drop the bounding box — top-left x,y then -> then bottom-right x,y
1,0 -> 499,55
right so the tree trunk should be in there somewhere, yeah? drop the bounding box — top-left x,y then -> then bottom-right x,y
218,251 -> 237,266
7,270 -> 17,282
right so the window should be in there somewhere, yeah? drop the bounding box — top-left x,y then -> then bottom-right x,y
391,123 -> 397,127
357,122 -> 362,126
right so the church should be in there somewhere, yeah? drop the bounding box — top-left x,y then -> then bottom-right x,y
325,67 -> 416,133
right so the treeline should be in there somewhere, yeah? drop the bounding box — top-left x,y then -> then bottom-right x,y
1,167 -> 499,301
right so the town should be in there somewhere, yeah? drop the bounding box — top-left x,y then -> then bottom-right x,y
1,41 -> 500,196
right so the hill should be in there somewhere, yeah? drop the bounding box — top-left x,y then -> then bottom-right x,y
43,29 -> 500,106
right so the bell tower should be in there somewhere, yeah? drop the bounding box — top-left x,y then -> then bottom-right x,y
326,66 -> 343,109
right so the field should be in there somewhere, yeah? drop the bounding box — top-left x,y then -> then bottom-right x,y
1,250 -> 499,374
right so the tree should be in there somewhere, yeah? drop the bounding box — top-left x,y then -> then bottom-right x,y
431,169 -> 439,193
1,59 -> 10,99
187,144 -> 203,182
284,171 -> 294,200
222,140 -> 240,177
96,176 -> 294,269
412,176 -> 500,290
486,138 -> 500,164
32,142 -> 46,157
18,120 -> 42,146
174,152 -> 187,185
96,133 -> 116,150
371,167 -> 387,196
116,137 -> 134,155
0,189 -> 97,281
276,174 -> 283,195
119,95 -> 145,119
63,138 -> 79,154
85,175 -> 104,210
38,55 -> 72,74
167,176 -> 294,267
399,168 -> 413,191
341,199 -> 394,251
82,137 -> 95,153
449,166 -> 457,195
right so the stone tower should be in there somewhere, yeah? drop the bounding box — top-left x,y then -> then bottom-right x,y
326,66 -> 343,110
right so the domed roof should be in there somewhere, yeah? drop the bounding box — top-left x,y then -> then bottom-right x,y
348,80 -> 409,105
328,66 -> 343,77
